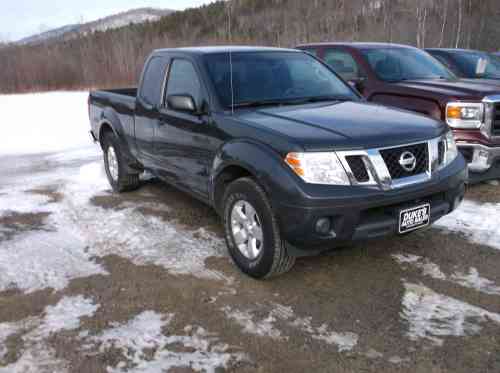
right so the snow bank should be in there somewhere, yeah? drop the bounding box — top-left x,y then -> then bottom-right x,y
0,91 -> 92,156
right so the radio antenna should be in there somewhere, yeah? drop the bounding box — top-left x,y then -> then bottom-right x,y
228,2 -> 235,115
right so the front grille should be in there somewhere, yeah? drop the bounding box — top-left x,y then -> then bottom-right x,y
493,103 -> 500,136
459,147 -> 474,163
438,140 -> 445,165
346,156 -> 369,182
379,143 -> 429,179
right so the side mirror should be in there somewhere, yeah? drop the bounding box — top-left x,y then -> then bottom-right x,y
167,94 -> 197,113
348,78 -> 365,93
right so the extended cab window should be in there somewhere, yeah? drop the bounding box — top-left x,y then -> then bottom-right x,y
140,57 -> 168,106
166,59 -> 203,108
323,49 -> 361,81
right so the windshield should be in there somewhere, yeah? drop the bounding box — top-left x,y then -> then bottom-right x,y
448,51 -> 500,79
204,52 -> 358,108
362,48 -> 455,82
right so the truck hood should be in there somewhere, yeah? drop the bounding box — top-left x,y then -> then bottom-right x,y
237,101 -> 444,151
393,78 -> 500,100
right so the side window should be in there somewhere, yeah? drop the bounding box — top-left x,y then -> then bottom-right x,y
140,57 -> 168,106
323,49 -> 361,81
166,59 -> 203,109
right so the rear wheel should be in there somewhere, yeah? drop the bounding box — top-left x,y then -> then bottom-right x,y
222,177 -> 295,279
102,131 -> 140,192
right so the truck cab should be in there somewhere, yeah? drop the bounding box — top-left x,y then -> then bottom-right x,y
298,42 -> 500,183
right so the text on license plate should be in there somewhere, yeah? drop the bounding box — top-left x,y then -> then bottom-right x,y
399,204 -> 430,234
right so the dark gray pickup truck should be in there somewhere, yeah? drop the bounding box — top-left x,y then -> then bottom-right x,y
89,46 -> 467,279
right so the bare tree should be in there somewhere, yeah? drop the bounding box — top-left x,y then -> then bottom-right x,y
438,0 -> 449,47
455,0 -> 463,48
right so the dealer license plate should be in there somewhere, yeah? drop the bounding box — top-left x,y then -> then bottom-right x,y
398,204 -> 430,234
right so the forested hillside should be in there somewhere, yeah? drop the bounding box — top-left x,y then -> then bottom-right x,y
1,0 -> 499,94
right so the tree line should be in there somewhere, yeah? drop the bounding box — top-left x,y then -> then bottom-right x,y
0,0 -> 499,94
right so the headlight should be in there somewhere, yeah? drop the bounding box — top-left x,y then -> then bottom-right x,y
446,102 -> 483,129
444,131 -> 458,165
285,152 -> 350,185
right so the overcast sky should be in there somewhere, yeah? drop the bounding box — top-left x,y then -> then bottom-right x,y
1,0 -> 217,42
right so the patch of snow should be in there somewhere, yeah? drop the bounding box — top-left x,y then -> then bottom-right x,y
364,348 -> 384,359
388,355 -> 409,364
55,161 -> 230,282
47,146 -> 100,163
434,200 -> 500,251
451,268 -> 500,296
0,321 -> 23,361
0,228 -> 107,293
0,92 -> 93,156
393,253 -> 446,280
37,296 -> 99,337
222,303 -> 358,352
393,254 -> 500,296
289,316 -> 358,352
0,295 -> 98,372
88,311 -> 244,373
401,282 -> 500,346
221,306 -> 283,339
0,190 -> 52,217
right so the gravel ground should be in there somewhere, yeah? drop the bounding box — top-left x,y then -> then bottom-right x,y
0,145 -> 499,373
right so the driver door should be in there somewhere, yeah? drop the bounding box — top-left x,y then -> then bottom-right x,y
154,58 -> 217,200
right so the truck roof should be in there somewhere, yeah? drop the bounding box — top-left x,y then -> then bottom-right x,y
297,42 -> 415,50
153,46 -> 300,55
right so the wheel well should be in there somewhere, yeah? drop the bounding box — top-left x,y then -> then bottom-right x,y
99,123 -> 114,149
213,165 -> 253,214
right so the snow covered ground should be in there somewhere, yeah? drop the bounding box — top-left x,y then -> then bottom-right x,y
0,92 -> 92,156
0,91 -> 500,372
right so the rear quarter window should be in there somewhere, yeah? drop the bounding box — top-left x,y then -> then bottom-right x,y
140,57 -> 168,106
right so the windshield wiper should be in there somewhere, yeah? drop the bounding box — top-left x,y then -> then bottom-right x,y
292,95 -> 352,104
231,96 -> 351,109
231,99 -> 290,109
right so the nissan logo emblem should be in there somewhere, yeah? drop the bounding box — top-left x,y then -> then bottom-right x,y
399,151 -> 417,172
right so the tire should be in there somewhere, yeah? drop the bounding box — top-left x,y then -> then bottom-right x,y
222,177 -> 295,279
102,131 -> 140,193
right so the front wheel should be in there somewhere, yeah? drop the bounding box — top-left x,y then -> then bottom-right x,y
222,178 -> 295,279
102,131 -> 140,193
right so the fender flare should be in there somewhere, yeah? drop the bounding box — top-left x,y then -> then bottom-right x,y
97,108 -> 141,172
209,140 -> 304,210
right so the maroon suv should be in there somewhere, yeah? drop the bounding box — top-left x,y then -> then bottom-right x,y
298,42 -> 500,183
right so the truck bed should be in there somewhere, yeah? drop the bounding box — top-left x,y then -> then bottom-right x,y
97,88 -> 138,97
89,87 -> 137,112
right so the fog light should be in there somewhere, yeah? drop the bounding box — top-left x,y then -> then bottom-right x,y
315,218 -> 331,235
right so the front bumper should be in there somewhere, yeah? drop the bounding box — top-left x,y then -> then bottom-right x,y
458,143 -> 500,183
275,156 -> 467,255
